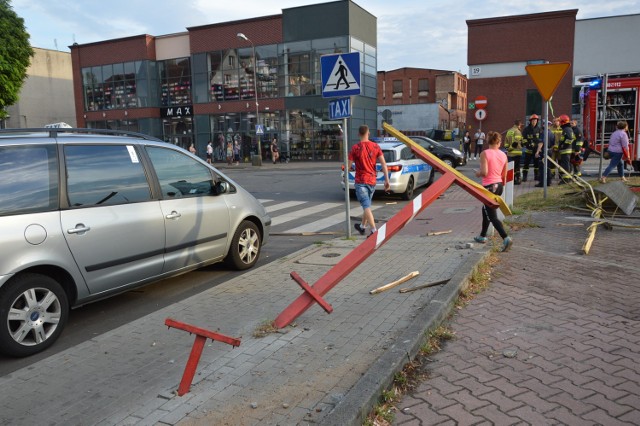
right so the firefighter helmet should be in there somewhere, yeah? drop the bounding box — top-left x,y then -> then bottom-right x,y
558,114 -> 571,125
529,114 -> 539,121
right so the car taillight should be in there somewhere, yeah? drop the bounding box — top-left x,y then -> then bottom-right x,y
387,165 -> 402,172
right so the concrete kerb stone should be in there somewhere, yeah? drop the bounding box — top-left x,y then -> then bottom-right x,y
324,248 -> 492,425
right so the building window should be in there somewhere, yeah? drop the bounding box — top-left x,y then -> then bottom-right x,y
525,89 -> 542,118
392,80 -> 402,99
418,78 -> 429,96
159,58 -> 191,107
82,61 -> 146,111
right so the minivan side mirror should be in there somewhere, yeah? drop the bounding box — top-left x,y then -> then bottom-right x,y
215,181 -> 230,194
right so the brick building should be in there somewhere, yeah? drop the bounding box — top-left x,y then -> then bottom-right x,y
377,68 -> 467,138
466,9 -> 577,134
69,0 -> 377,162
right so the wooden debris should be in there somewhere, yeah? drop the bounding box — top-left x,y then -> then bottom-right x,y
399,278 -> 450,293
370,271 -> 419,294
426,230 -> 452,236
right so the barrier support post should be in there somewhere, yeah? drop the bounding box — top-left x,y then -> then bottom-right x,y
165,318 -> 241,396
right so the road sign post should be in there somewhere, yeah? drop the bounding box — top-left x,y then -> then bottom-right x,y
321,52 -> 361,238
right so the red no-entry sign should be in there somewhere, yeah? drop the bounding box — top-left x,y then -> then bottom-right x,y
475,95 -> 487,109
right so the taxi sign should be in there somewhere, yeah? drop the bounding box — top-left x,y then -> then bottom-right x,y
525,62 -> 571,101
329,97 -> 351,120
321,52 -> 361,98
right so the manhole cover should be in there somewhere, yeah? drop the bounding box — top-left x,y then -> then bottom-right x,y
295,247 -> 352,266
322,253 -> 341,258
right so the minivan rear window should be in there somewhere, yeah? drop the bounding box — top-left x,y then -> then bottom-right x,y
0,145 -> 58,216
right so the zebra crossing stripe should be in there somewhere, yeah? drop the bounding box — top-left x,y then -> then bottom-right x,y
285,205 -> 381,234
270,203 -> 342,226
264,200 -> 307,213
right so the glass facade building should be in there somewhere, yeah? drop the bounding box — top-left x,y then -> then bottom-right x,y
71,1 -> 377,162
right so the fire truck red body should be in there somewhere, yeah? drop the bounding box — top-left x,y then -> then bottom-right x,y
582,76 -> 639,171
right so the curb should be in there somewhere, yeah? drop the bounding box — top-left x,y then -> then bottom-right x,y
324,248 -> 492,425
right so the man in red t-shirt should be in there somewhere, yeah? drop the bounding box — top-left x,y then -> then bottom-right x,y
348,125 -> 389,236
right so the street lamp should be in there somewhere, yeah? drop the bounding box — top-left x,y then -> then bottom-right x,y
237,32 -> 261,164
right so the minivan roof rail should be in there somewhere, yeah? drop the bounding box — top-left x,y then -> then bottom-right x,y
0,128 -> 162,141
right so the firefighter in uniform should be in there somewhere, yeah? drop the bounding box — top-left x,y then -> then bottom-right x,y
506,119 -> 524,185
521,114 -> 541,181
535,120 -> 555,187
557,114 -> 575,184
549,118 -> 563,179
570,119 -> 584,177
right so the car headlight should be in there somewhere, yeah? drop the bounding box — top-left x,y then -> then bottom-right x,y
452,149 -> 462,156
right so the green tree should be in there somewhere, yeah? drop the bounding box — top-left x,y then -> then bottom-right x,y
0,0 -> 34,120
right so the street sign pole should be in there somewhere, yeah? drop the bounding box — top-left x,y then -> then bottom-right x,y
543,101 -> 549,198
321,53 -> 360,240
343,115 -> 350,238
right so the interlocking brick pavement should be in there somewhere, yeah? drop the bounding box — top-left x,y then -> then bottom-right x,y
395,209 -> 640,425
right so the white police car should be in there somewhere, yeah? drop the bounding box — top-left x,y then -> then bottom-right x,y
341,141 -> 433,200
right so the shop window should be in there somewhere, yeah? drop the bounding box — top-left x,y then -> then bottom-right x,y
160,58 -> 191,106
82,61 -> 145,111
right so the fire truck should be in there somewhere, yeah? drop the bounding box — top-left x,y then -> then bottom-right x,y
581,74 -> 639,171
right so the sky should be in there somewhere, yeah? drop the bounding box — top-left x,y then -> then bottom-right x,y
11,0 -> 640,73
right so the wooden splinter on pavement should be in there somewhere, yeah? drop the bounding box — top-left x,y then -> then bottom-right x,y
426,230 -> 452,236
399,278 -> 450,293
370,271 -> 419,294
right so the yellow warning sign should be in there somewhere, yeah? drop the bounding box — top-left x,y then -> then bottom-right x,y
525,62 -> 571,101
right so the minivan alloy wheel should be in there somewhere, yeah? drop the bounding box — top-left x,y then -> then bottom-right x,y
225,220 -> 261,270
0,273 -> 69,357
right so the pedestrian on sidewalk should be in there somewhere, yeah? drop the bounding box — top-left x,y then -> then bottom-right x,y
226,141 -> 233,166
474,131 -> 513,252
349,125 -> 389,237
600,120 -> 631,183
473,128 -> 485,160
462,130 -> 472,160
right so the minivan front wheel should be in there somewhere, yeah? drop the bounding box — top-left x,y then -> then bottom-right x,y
0,273 -> 69,357
225,220 -> 261,270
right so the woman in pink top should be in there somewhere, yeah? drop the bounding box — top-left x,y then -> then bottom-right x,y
474,131 -> 513,252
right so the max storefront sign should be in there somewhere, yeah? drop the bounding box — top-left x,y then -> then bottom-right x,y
161,105 -> 193,118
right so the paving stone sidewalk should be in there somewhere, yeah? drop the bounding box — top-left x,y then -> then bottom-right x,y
395,209 -> 640,425
0,185 -> 488,426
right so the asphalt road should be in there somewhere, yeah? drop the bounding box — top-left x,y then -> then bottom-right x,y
0,161 -> 478,375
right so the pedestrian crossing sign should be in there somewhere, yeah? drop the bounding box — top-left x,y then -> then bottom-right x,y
321,52 -> 361,98
255,124 -> 264,135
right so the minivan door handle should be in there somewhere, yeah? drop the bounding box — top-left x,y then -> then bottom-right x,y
165,211 -> 181,219
67,224 -> 91,234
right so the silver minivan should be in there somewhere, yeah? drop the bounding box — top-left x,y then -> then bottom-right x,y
0,129 -> 271,357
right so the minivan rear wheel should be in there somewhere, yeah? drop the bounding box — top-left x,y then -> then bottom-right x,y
225,220 -> 261,270
0,273 -> 69,357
